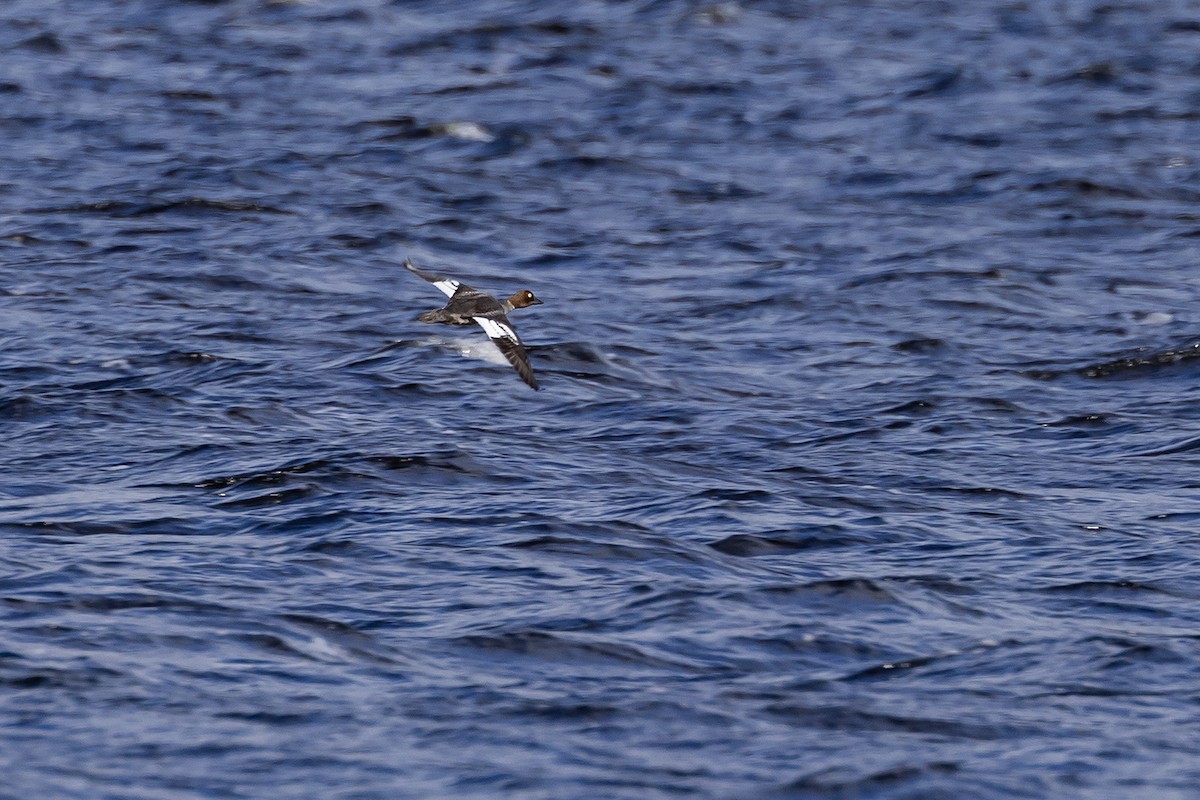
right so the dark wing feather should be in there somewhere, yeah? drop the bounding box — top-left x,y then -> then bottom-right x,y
472,314 -> 539,390
404,258 -> 464,298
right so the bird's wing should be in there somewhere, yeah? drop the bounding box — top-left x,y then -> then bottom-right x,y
472,314 -> 539,390
404,258 -> 463,298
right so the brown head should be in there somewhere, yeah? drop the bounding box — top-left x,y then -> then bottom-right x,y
508,289 -> 543,309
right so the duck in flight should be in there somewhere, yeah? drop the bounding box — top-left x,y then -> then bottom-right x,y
404,258 -> 544,390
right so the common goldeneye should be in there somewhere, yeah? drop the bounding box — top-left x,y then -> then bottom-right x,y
404,258 -> 544,390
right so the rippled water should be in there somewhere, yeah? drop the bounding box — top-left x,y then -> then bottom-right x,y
4,1 -> 1200,797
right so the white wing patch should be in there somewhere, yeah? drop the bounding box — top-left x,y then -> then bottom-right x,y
431,278 -> 460,298
405,259 -> 460,297
473,316 -> 518,343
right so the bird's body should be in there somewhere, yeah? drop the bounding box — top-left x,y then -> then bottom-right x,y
416,290 -> 512,326
405,259 -> 543,389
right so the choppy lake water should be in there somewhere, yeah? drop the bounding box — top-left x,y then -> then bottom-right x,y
3,1 -> 1200,797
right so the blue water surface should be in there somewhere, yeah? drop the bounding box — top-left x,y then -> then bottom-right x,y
3,1 -> 1200,798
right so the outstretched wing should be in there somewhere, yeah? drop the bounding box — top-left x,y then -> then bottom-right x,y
473,314 -> 539,390
404,258 -> 463,298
